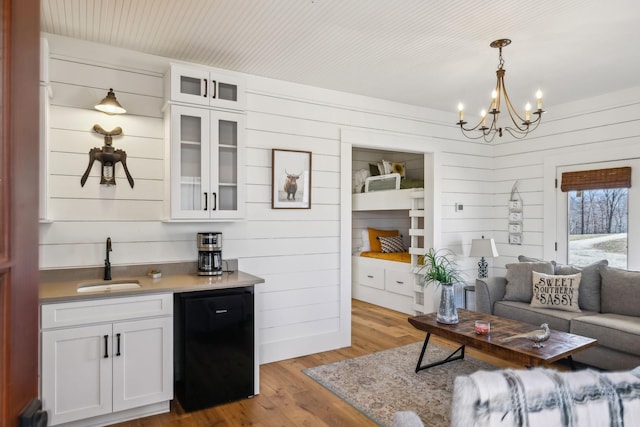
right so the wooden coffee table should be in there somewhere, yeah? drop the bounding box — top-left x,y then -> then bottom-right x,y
408,309 -> 597,372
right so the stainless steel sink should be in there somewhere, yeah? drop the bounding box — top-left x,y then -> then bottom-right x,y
76,280 -> 141,293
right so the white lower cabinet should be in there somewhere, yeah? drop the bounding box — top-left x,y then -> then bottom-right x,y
41,294 -> 173,426
352,256 -> 415,314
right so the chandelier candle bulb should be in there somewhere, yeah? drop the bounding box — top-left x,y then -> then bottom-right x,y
481,109 -> 487,126
525,103 -> 531,121
491,90 -> 497,111
458,103 -> 464,121
536,90 -> 543,110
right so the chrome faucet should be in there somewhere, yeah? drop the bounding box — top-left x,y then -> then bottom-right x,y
104,237 -> 112,281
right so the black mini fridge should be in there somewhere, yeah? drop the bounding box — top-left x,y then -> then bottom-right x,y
174,287 -> 254,412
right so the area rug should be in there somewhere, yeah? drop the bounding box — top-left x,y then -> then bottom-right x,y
303,342 -> 497,427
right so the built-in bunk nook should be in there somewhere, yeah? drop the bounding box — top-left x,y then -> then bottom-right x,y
350,145 -> 438,315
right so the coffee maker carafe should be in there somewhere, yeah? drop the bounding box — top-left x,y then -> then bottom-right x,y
197,232 -> 222,276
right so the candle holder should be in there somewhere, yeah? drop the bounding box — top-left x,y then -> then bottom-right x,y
475,320 -> 490,335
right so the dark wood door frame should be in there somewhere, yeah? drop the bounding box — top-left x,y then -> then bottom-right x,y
0,0 -> 41,424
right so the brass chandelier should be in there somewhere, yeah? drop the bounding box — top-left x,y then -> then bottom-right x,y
457,39 -> 544,142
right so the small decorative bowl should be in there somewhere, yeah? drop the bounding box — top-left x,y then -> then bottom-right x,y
475,320 -> 490,335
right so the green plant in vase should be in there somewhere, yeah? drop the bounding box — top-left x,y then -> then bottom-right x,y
419,248 -> 463,324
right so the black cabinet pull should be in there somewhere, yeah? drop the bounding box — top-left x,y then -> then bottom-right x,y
203,78 -> 207,97
103,335 -> 109,358
396,281 -> 404,284
367,275 -> 374,278
204,192 -> 208,211
116,333 -> 121,356
211,80 -> 217,99
212,193 -> 217,210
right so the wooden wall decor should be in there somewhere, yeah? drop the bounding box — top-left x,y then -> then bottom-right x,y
508,181 -> 523,245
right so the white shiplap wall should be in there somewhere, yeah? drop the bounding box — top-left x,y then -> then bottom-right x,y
490,87 -> 640,274
39,33 -> 507,364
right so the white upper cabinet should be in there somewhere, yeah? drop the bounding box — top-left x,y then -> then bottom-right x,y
165,62 -> 246,221
168,104 -> 245,220
167,63 -> 245,111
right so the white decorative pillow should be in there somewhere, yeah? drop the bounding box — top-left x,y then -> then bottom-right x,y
378,235 -> 405,253
360,229 -> 371,252
530,271 -> 582,312
381,159 -> 393,175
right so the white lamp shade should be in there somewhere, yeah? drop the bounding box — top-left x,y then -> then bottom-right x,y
469,238 -> 499,258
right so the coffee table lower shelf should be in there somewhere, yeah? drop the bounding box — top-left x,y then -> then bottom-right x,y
409,309 -> 597,371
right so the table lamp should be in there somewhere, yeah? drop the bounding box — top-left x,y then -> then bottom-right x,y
469,236 -> 499,278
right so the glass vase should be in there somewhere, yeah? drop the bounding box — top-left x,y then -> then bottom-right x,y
437,282 -> 458,324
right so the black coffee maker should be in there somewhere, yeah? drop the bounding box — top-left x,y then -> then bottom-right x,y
197,232 -> 222,276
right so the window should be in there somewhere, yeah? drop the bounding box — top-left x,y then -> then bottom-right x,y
558,164 -> 635,269
567,188 -> 628,268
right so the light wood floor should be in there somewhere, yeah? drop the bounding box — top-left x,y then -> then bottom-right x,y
112,300 -> 525,427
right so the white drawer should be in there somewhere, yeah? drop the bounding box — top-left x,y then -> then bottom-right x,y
385,270 -> 414,296
358,265 -> 385,290
41,293 -> 173,329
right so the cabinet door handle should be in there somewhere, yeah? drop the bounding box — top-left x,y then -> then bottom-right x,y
367,275 -> 374,278
204,192 -> 208,211
116,333 -> 121,356
211,80 -> 217,99
212,192 -> 217,210
395,281 -> 404,284
203,78 -> 207,98
103,335 -> 109,358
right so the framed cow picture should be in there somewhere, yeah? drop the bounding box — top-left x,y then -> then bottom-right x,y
272,149 -> 312,209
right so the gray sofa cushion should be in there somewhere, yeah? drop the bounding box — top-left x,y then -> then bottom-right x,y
493,300 -> 592,332
570,313 -> 640,356
503,262 -> 554,303
518,255 -> 552,264
572,342 -> 640,371
555,260 -> 607,312
601,265 -> 640,316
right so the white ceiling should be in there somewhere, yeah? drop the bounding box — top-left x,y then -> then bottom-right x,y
41,0 -> 640,116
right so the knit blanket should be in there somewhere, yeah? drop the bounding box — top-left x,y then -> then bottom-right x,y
467,367 -> 640,427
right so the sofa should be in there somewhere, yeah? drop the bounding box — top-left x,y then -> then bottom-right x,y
475,258 -> 640,370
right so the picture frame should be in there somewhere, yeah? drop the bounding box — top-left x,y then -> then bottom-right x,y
272,149 -> 312,209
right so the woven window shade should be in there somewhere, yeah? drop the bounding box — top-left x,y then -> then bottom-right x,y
561,167 -> 631,192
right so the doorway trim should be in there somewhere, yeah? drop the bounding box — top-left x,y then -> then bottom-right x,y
340,128 -> 441,326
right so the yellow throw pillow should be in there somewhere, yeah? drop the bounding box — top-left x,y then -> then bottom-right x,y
367,228 -> 399,252
530,271 -> 582,312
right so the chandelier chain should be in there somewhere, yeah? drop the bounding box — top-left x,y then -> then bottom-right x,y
498,47 -> 505,70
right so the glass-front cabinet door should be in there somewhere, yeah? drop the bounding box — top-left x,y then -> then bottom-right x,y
170,105 -> 211,219
169,105 -> 244,220
211,111 -> 244,219
168,64 -> 245,110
